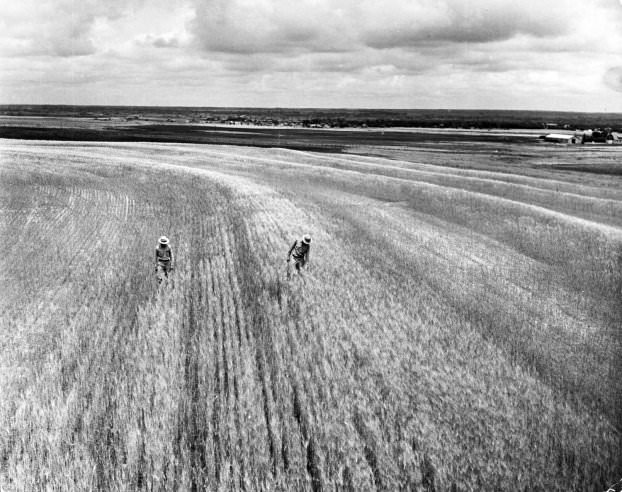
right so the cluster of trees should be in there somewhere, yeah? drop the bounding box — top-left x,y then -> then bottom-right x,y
580,128 -> 620,143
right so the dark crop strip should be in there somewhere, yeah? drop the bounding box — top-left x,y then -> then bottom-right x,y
0,124 -> 533,150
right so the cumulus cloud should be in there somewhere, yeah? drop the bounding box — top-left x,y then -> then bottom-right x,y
178,0 -> 622,110
358,0 -> 575,49
1,0 -> 621,109
134,33 -> 182,48
0,0 -> 136,57
189,0 -> 581,55
190,0 -> 354,54
153,36 -> 180,48
604,66 -> 622,92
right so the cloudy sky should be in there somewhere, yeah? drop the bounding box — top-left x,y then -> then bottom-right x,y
1,0 -> 621,111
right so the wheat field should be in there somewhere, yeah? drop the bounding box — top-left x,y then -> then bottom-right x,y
1,140 -> 621,491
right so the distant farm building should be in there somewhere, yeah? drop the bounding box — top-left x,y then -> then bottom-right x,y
542,133 -> 578,144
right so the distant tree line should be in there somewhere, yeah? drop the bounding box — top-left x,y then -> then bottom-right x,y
1,105 -> 621,132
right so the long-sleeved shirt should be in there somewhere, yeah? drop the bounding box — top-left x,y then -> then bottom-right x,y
155,245 -> 173,266
287,239 -> 310,263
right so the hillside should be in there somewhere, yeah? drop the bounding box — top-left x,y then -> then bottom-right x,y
0,140 -> 621,490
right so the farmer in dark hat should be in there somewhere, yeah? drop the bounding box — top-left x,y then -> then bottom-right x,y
286,233 -> 311,278
155,235 -> 173,282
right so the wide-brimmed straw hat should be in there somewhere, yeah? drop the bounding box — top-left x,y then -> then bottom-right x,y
302,234 -> 311,244
158,236 -> 170,245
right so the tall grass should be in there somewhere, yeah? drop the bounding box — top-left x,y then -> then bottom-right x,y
1,140 -> 620,490
182,145 -> 622,415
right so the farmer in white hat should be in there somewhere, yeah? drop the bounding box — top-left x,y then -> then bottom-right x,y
155,236 -> 173,282
286,233 -> 311,278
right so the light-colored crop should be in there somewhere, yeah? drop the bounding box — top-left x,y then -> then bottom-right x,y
0,140 -> 620,491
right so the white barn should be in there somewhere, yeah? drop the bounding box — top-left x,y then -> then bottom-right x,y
544,133 -> 578,144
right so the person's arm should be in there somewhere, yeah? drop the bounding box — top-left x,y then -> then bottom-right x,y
155,248 -> 159,269
304,246 -> 310,265
287,240 -> 296,261
169,247 -> 174,269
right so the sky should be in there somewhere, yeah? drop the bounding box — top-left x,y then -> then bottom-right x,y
1,0 -> 622,111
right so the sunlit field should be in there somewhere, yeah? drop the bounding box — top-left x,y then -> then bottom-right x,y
1,139 -> 621,490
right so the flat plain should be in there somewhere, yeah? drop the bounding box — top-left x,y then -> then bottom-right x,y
1,134 -> 621,491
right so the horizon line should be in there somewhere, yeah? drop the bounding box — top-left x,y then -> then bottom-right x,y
2,103 -> 622,115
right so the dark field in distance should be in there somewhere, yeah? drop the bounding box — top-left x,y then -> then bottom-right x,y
2,104 -> 622,130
